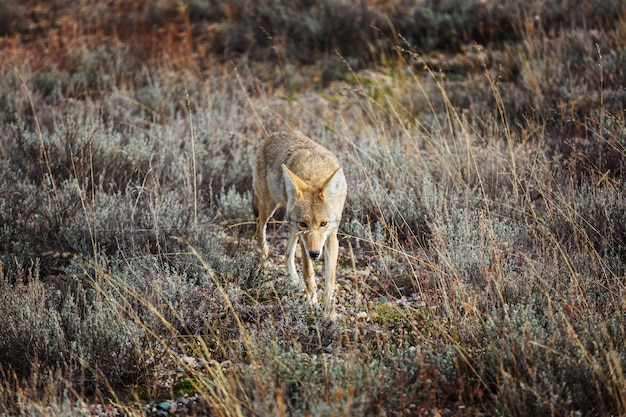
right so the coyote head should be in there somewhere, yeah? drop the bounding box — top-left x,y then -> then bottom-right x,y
281,164 -> 347,261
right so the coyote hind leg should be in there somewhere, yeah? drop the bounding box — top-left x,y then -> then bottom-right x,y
254,199 -> 277,260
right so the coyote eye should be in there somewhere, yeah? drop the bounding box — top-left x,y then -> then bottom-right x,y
320,221 -> 328,227
297,221 -> 308,228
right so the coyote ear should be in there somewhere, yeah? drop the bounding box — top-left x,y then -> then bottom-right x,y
320,167 -> 346,202
282,164 -> 307,200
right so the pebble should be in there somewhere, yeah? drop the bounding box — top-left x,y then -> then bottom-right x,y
145,394 -> 202,416
355,311 -> 369,323
87,403 -> 123,416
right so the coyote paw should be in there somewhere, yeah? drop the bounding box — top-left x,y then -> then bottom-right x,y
257,256 -> 270,272
300,291 -> 319,308
257,244 -> 270,260
289,272 -> 301,285
322,309 -> 337,322
308,291 -> 319,307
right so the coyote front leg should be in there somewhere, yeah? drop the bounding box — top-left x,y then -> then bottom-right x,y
286,228 -> 299,283
287,228 -> 319,305
322,229 -> 339,321
299,236 -> 318,306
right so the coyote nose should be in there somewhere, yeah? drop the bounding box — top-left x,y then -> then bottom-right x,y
308,250 -> 321,260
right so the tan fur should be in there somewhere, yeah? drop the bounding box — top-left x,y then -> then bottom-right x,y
253,130 -> 347,321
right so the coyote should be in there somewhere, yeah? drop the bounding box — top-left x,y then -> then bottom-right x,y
253,130 -> 347,321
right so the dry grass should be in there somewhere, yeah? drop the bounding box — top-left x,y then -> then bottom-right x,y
0,1 -> 625,416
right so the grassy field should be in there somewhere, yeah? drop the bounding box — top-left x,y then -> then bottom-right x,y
1,0 -> 626,415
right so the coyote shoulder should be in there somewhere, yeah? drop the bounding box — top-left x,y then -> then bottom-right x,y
253,130 -> 347,322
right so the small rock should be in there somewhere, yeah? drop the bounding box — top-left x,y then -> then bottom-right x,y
354,292 -> 363,308
355,311 -> 369,323
157,402 -> 171,412
180,355 -> 196,367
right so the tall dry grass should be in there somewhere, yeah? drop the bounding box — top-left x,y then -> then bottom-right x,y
0,1 -> 625,416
